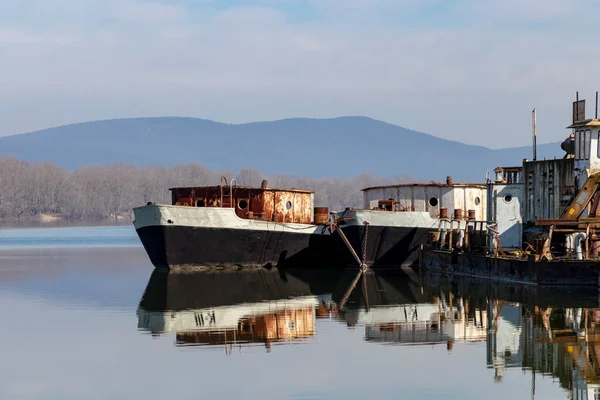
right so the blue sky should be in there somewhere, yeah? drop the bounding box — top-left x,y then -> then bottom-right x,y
0,0 -> 597,148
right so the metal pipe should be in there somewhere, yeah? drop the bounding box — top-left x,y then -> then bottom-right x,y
457,230 -> 465,247
532,108 -> 537,161
574,232 -> 586,260
439,229 -> 447,249
564,233 -> 573,256
229,178 -> 237,208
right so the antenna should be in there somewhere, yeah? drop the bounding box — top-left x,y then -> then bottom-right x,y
596,91 -> 598,119
532,108 -> 537,161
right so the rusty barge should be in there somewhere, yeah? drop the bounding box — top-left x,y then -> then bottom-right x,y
330,178 -> 486,268
133,179 -> 335,269
133,176 -> 463,270
420,91 -> 600,286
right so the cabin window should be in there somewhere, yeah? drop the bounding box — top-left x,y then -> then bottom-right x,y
504,194 -> 513,203
286,201 -> 292,210
585,129 -> 591,159
474,197 -> 481,206
196,199 -> 205,207
238,199 -> 248,210
429,197 -> 439,207
585,129 -> 592,160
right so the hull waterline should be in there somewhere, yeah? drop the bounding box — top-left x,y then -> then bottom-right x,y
134,204 -> 334,269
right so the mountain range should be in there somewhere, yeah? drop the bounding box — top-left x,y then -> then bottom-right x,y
0,116 -> 566,181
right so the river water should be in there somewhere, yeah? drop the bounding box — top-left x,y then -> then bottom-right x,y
0,225 -> 595,399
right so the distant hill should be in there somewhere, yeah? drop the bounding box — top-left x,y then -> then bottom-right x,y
0,116 -> 565,181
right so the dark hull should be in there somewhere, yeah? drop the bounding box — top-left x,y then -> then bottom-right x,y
334,225 -> 432,268
136,225 -> 335,269
139,268 -> 347,311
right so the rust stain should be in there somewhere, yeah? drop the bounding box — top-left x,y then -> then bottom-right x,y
170,184 -> 315,224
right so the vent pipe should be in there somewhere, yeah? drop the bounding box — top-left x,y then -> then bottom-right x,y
532,108 -> 537,161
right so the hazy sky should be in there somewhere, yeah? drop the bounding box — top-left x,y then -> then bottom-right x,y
0,0 -> 597,148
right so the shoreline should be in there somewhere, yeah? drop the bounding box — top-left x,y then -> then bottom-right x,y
0,217 -> 133,230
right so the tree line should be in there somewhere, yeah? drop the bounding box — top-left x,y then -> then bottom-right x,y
0,157 -> 410,222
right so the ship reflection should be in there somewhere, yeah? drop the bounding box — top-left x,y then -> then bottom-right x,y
136,269 -> 343,352
137,267 -> 600,397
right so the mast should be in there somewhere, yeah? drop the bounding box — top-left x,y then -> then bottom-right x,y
532,109 -> 537,161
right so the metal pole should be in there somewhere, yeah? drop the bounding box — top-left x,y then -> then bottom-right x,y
596,91 -> 598,119
532,108 -> 537,161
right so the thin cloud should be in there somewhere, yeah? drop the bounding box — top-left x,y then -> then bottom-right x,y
0,28 -> 76,44
0,0 -> 596,148
114,2 -> 187,23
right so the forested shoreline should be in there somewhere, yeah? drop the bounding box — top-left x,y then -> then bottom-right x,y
0,157 -> 409,222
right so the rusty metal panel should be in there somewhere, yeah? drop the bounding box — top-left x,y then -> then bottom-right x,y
523,159 -> 574,223
573,99 -> 586,123
268,190 -> 312,223
273,191 -> 285,222
314,207 -> 329,223
302,193 -> 313,223
167,184 -> 316,223
259,190 -> 274,221
293,193 -> 303,223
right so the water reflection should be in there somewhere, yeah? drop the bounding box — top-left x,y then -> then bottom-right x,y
136,267 -> 600,397
136,269 -> 338,351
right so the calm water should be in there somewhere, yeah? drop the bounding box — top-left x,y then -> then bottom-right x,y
0,226 -> 597,399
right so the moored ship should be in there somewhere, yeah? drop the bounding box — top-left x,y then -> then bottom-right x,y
331,178 -> 487,268
133,179 -> 334,269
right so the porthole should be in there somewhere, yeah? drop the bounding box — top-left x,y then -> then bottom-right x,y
429,197 -> 439,207
196,199 -> 205,207
474,197 -> 481,206
504,194 -> 513,203
238,199 -> 248,210
286,201 -> 292,210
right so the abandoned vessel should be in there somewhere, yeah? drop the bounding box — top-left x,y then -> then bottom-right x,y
420,91 -> 600,286
133,179 -> 334,269
331,178 -> 487,268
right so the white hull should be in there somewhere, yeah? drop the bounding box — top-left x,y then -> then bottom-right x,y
134,204 -> 327,235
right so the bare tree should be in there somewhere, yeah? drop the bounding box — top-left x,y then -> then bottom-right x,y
0,157 -> 406,222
